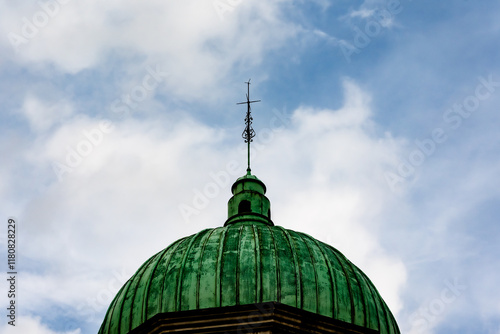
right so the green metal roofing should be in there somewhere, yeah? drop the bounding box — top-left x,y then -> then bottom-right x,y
98,175 -> 400,334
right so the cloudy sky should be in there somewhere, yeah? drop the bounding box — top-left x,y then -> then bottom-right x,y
1,0 -> 499,333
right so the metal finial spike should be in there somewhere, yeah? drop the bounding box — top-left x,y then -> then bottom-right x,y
237,79 -> 260,174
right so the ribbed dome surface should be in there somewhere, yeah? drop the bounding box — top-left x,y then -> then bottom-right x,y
98,222 -> 400,334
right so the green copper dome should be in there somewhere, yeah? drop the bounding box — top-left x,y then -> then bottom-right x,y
98,174 -> 400,334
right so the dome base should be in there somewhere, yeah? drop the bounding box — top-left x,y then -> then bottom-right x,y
129,302 -> 378,334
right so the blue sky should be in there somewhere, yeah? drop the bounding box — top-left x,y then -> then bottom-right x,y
1,0 -> 499,333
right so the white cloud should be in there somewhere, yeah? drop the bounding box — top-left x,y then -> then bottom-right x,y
19,95 -> 74,133
256,79 -> 408,314
350,8 -> 376,19
2,1 -> 298,100
343,0 -> 399,29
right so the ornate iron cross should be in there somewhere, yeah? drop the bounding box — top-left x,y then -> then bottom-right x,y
237,79 -> 260,173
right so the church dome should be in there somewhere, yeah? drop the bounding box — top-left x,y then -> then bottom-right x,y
98,173 -> 400,334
